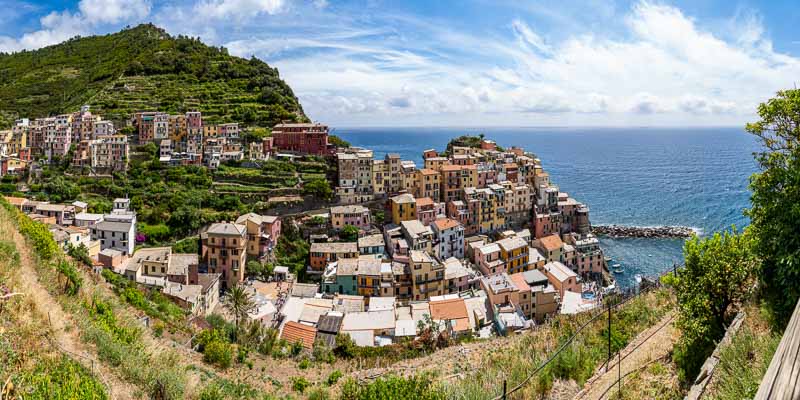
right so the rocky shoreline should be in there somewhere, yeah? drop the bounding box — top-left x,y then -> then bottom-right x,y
592,224 -> 695,238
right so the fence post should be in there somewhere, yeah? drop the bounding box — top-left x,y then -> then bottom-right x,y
502,379 -> 507,400
607,301 -> 611,372
617,348 -> 622,398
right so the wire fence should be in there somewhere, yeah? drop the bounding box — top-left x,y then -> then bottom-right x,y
46,311 -> 114,395
493,265 -> 678,400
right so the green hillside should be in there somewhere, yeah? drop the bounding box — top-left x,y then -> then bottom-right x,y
0,24 -> 307,128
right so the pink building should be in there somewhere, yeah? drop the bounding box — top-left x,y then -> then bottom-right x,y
475,242 -> 503,275
541,261 -> 580,298
416,197 -> 437,226
263,137 -> 274,154
533,210 -> 561,239
477,165 -> 497,188
330,205 -> 371,230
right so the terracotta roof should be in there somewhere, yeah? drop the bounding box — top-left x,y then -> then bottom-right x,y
429,298 -> 471,332
419,168 -> 438,175
281,321 -> 317,350
539,234 -> 563,251
429,298 -> 468,321
4,196 -> 26,206
433,218 -> 461,231
509,272 -> 531,292
415,197 -> 434,207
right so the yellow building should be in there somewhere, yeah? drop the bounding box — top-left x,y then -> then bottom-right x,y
460,164 -> 478,189
354,256 -> 382,297
414,168 -> 441,201
497,236 -> 530,274
410,250 -> 445,301
464,186 -> 506,234
0,131 -> 11,155
423,156 -> 449,172
372,159 -> 387,196
389,193 -> 417,225
10,125 -> 27,155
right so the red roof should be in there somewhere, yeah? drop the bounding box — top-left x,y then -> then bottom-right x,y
281,321 -> 317,350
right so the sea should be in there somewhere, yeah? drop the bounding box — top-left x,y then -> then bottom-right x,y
334,127 -> 761,289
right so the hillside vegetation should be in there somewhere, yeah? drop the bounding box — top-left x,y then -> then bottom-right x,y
0,24 -> 306,128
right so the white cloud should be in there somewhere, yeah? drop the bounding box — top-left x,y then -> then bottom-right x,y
2,0 -> 799,126
0,10 -> 86,52
195,0 -> 287,20
512,19 -> 550,54
0,0 -> 151,52
276,1 -> 800,126
79,0 -> 151,24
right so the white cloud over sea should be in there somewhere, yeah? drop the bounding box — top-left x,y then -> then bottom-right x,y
2,0 -> 799,127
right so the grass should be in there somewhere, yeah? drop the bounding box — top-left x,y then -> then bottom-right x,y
439,288 -> 675,399
707,305 -> 781,400
605,358 -> 683,400
0,199 -> 189,399
0,214 -> 107,399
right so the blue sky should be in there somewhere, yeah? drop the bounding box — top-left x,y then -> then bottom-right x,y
1,0 -> 799,127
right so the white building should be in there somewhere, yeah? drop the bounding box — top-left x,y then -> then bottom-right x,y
431,218 -> 465,260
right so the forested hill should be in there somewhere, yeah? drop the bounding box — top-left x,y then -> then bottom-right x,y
0,24 -> 307,128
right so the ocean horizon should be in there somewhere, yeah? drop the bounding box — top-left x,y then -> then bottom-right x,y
335,126 -> 760,288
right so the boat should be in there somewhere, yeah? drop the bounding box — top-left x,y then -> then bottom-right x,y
611,263 -> 623,274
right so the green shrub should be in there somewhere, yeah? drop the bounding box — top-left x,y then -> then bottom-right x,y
55,260 -> 82,295
339,375 -> 444,400
291,376 -> 310,393
21,356 -> 108,399
203,340 -> 233,369
327,370 -> 343,386
307,386 -> 330,400
298,358 -> 310,370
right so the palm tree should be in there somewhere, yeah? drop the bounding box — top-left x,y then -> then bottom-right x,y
223,284 -> 257,331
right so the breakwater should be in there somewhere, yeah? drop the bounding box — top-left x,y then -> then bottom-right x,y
592,225 -> 696,238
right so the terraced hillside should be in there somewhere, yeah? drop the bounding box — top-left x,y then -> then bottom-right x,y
0,24 -> 306,128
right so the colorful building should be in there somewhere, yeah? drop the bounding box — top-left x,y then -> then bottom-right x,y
202,222 -> 247,289
272,123 -> 330,155
389,193 -> 416,225
330,205 -> 372,230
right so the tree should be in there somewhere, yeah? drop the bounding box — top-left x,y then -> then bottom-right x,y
302,178 -> 332,200
669,229 -> 757,383
340,225 -> 359,242
328,135 -> 351,148
245,260 -> 273,281
222,284 -> 257,331
746,89 -> 800,328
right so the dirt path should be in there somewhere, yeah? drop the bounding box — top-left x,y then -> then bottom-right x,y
575,312 -> 678,400
5,223 -> 139,400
